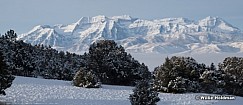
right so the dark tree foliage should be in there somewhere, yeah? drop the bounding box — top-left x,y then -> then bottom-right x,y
0,51 -> 15,95
218,57 -> 243,96
86,40 -> 151,86
199,66 -> 226,94
73,67 -> 101,88
129,79 -> 160,105
0,30 -> 85,81
153,56 -> 201,93
153,56 -> 243,96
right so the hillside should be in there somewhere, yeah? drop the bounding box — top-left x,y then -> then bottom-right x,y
17,15 -> 243,54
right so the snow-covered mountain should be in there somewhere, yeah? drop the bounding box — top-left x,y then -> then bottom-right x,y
18,15 -> 243,54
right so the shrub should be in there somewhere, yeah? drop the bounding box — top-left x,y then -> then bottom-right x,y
129,80 -> 160,105
73,67 -> 101,88
153,56 -> 201,93
218,57 -> 243,96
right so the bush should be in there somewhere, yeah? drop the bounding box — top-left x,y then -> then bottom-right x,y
153,56 -> 201,93
167,77 -> 200,93
73,67 -> 101,88
129,80 -> 160,105
218,57 -> 243,96
199,69 -> 226,94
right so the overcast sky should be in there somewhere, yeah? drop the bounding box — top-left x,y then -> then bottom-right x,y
0,0 -> 242,34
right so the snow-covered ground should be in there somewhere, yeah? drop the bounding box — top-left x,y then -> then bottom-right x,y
1,76 -> 242,105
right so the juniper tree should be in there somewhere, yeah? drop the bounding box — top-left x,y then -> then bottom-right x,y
218,57 -> 243,96
129,79 -> 160,105
153,56 -> 201,93
199,69 -> 225,94
86,40 -> 151,86
73,67 -> 101,88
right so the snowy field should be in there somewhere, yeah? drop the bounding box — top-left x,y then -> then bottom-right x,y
1,76 -> 242,105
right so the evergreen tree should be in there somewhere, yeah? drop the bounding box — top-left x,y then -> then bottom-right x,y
129,79 -> 160,105
0,51 -> 15,95
199,69 -> 225,94
218,57 -> 243,96
73,67 -> 101,88
86,40 -> 151,86
4,30 -> 17,42
153,56 -> 201,93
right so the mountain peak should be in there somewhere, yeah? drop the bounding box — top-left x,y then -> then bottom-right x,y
91,15 -> 108,23
18,15 -> 243,54
199,16 -> 240,32
199,16 -> 223,26
158,17 -> 193,24
111,15 -> 133,20
76,17 -> 88,23
205,16 -> 219,20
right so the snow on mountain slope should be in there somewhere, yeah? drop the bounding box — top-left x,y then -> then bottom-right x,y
1,76 -> 242,105
18,15 -> 243,54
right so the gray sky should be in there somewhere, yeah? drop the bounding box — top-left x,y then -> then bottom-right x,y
0,0 -> 243,34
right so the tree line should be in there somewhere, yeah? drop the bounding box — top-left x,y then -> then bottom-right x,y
0,30 -> 150,95
153,56 -> 243,96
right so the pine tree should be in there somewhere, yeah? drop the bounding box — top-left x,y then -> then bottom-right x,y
73,67 -> 101,88
210,63 -> 216,71
197,62 -> 227,94
4,30 -> 17,42
153,56 -> 201,93
87,40 -> 151,86
0,51 -> 15,95
129,79 -> 160,105
218,57 -> 243,96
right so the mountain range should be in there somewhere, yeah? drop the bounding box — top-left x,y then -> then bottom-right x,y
17,15 -> 243,54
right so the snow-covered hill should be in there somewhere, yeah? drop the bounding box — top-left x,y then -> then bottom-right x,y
18,15 -> 243,54
1,76 -> 242,105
